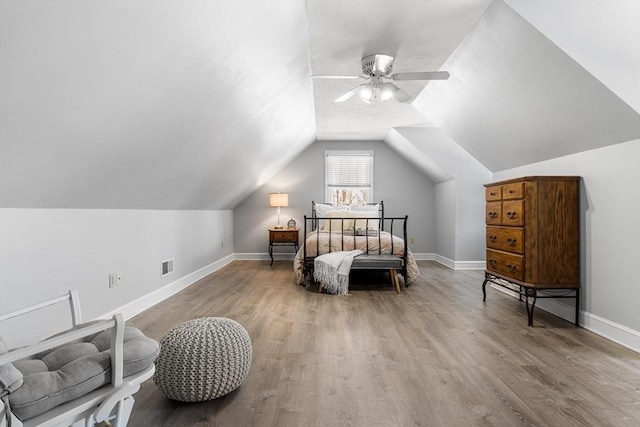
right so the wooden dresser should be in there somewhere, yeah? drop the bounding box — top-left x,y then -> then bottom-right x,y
482,176 -> 580,326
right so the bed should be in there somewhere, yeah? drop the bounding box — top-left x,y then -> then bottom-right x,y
293,201 -> 420,288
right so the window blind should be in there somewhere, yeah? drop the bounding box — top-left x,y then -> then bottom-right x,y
326,151 -> 373,188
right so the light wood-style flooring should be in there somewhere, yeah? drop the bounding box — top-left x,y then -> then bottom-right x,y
127,261 -> 640,427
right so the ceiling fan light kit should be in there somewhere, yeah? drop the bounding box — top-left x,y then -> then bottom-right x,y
338,80 -> 409,104
314,54 -> 450,104
345,79 -> 411,104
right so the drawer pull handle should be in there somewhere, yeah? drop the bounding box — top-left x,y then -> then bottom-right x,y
506,237 -> 517,246
490,192 -> 497,196
488,235 -> 497,243
488,211 -> 498,219
507,264 -> 517,273
506,211 -> 517,219
489,259 -> 497,266
508,189 -> 515,194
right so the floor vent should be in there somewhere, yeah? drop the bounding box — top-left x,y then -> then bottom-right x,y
162,258 -> 174,277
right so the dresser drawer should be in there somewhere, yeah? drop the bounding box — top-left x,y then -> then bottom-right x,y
486,201 -> 502,225
486,226 -> 523,254
501,200 -> 524,226
485,185 -> 502,201
502,182 -> 524,200
486,249 -> 524,281
270,230 -> 298,242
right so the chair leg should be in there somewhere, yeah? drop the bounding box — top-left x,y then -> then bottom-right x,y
88,396 -> 134,427
115,396 -> 135,427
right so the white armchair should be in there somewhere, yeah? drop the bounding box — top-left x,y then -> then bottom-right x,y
0,291 -> 158,427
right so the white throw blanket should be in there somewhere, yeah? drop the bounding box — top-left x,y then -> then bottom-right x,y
313,250 -> 363,295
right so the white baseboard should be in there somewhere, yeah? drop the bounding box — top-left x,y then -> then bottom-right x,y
240,252 -> 438,262
101,254 -> 235,321
490,284 -> 577,322
489,284 -> 639,353
233,251 -> 485,269
581,311 -> 640,353
411,253 -> 435,261
234,253 -> 295,261
489,283 -> 519,298
234,253 -> 268,261
434,254 -> 485,270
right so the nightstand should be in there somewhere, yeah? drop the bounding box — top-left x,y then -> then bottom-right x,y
268,228 -> 299,266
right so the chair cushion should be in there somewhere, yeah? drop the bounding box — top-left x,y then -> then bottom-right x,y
6,324 -> 159,421
1,336 -> 24,426
0,337 -> 24,396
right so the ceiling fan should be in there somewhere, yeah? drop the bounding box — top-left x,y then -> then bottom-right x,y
313,54 -> 450,104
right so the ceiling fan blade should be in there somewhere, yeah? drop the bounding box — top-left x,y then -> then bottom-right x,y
334,84 -> 367,103
391,71 -> 450,81
312,75 -> 366,80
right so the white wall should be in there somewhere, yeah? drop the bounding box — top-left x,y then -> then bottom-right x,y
392,127 -> 491,265
0,208 -> 233,346
493,138 -> 640,350
233,140 -> 437,256
434,180 -> 456,261
454,179 -> 488,263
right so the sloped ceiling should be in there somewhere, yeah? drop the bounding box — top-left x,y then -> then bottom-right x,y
1,1 -> 639,210
412,0 -> 640,172
506,0 -> 640,114
0,1 -> 315,209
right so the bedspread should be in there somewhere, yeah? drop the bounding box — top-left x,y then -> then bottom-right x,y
293,231 -> 420,285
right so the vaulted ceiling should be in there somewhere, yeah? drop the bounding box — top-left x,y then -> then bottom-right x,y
1,0 -> 638,209
308,0 -> 492,141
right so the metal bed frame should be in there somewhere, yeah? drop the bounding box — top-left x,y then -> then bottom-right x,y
302,201 -> 409,286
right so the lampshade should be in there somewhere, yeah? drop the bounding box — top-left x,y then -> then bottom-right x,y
269,193 -> 289,207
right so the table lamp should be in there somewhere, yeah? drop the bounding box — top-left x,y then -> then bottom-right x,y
269,193 -> 288,229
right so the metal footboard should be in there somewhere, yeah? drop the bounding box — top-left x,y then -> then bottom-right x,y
302,213 -> 409,284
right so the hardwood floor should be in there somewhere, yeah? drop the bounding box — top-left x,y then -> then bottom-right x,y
127,261 -> 640,427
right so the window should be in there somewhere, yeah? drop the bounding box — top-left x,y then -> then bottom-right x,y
325,150 -> 373,205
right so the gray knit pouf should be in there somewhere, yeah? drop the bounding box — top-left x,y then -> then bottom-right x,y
153,317 -> 252,402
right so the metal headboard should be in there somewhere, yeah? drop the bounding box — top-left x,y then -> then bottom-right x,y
311,201 -> 384,231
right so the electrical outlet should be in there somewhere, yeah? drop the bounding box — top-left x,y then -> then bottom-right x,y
221,241 -> 224,248
109,272 -> 122,288
410,237 -> 416,244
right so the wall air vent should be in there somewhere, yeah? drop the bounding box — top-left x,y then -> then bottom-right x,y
161,258 -> 174,277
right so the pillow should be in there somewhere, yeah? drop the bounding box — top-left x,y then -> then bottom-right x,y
349,204 -> 380,230
315,204 -> 352,230
354,218 -> 378,231
314,203 -> 347,217
321,209 -> 353,231
350,203 -> 380,215
314,203 -> 334,217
